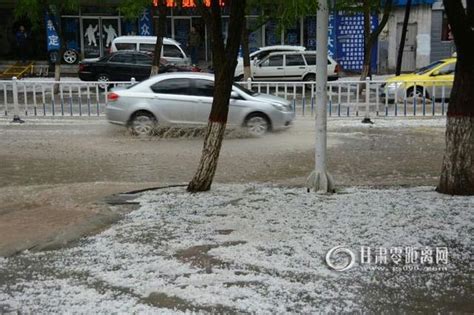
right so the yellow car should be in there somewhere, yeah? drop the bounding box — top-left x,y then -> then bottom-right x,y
383,57 -> 456,101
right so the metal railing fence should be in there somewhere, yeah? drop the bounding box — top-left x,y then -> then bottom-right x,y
1,77 -> 452,118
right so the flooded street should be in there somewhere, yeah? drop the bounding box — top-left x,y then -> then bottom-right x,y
0,117 -> 446,188
0,116 -> 447,256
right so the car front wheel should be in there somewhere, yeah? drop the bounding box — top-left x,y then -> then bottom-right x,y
129,111 -> 157,136
245,113 -> 270,137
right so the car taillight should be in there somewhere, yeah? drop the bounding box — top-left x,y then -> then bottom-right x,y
107,92 -> 119,102
335,64 -> 341,74
79,63 -> 85,71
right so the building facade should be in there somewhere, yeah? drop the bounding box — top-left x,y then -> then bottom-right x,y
0,0 -> 456,74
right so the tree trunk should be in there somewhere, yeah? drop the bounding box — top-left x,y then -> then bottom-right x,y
437,0 -> 474,195
359,0 -> 393,81
395,0 -> 412,76
437,53 -> 474,195
438,115 -> 474,195
188,0 -> 246,192
151,1 -> 167,77
241,20 -> 251,81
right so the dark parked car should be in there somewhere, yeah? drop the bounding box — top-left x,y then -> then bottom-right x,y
78,51 -> 200,84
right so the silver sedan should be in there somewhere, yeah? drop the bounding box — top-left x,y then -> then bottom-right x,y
106,73 -> 295,136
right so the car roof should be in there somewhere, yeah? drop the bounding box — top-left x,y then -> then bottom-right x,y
256,45 -> 306,52
264,50 -> 337,62
441,57 -> 456,62
149,72 -> 215,82
112,36 -> 181,46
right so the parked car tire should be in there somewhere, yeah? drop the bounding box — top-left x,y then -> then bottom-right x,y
407,86 -> 430,99
63,49 -> 78,64
234,74 -> 244,82
129,111 -> 157,136
97,74 -> 110,90
245,113 -> 270,137
303,73 -> 316,91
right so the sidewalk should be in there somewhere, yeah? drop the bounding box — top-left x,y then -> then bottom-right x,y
0,184 -> 471,313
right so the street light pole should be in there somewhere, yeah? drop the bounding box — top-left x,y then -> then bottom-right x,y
306,0 -> 334,193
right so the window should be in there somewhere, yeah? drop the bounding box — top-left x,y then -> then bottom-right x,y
416,61 -> 444,75
265,20 -> 281,46
151,79 -> 191,95
286,54 -> 305,66
163,45 -> 183,58
247,17 -> 263,53
304,16 -> 317,50
134,54 -> 152,65
262,55 -> 283,67
438,62 -> 456,75
303,55 -> 332,65
253,51 -> 271,61
284,22 -> 301,45
304,54 -> 316,65
441,12 -> 453,41
140,44 -> 156,53
193,79 -> 214,97
115,43 -> 136,51
109,54 -> 134,63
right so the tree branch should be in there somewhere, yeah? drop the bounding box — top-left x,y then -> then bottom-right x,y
443,0 -> 474,62
369,0 -> 393,46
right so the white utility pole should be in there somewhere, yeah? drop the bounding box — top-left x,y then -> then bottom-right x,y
306,0 -> 334,193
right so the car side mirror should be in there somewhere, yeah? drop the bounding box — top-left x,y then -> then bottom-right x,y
230,91 -> 239,99
431,70 -> 440,76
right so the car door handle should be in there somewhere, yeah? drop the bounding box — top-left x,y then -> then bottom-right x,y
299,67 -> 306,69
277,67 -> 284,70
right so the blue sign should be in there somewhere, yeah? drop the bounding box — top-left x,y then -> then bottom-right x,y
335,13 -> 378,72
305,17 -> 316,50
44,12 -> 60,52
306,15 -> 340,58
139,8 -> 152,36
394,0 -> 435,5
328,14 -> 337,58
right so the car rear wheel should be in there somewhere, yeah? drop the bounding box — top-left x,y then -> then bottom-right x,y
407,86 -> 430,99
97,74 -> 110,90
304,74 -> 316,91
129,111 -> 157,136
63,50 -> 78,64
245,113 -> 270,137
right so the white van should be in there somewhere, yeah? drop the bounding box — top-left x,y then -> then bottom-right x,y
110,36 -> 190,66
234,45 -> 306,80
252,51 -> 340,81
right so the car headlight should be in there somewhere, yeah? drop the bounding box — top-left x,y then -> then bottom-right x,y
386,82 -> 403,90
272,103 -> 287,111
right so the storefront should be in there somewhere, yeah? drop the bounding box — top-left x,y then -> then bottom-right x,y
2,1 -> 378,73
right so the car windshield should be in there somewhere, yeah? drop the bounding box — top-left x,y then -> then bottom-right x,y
415,61 -> 444,75
233,82 -> 258,96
